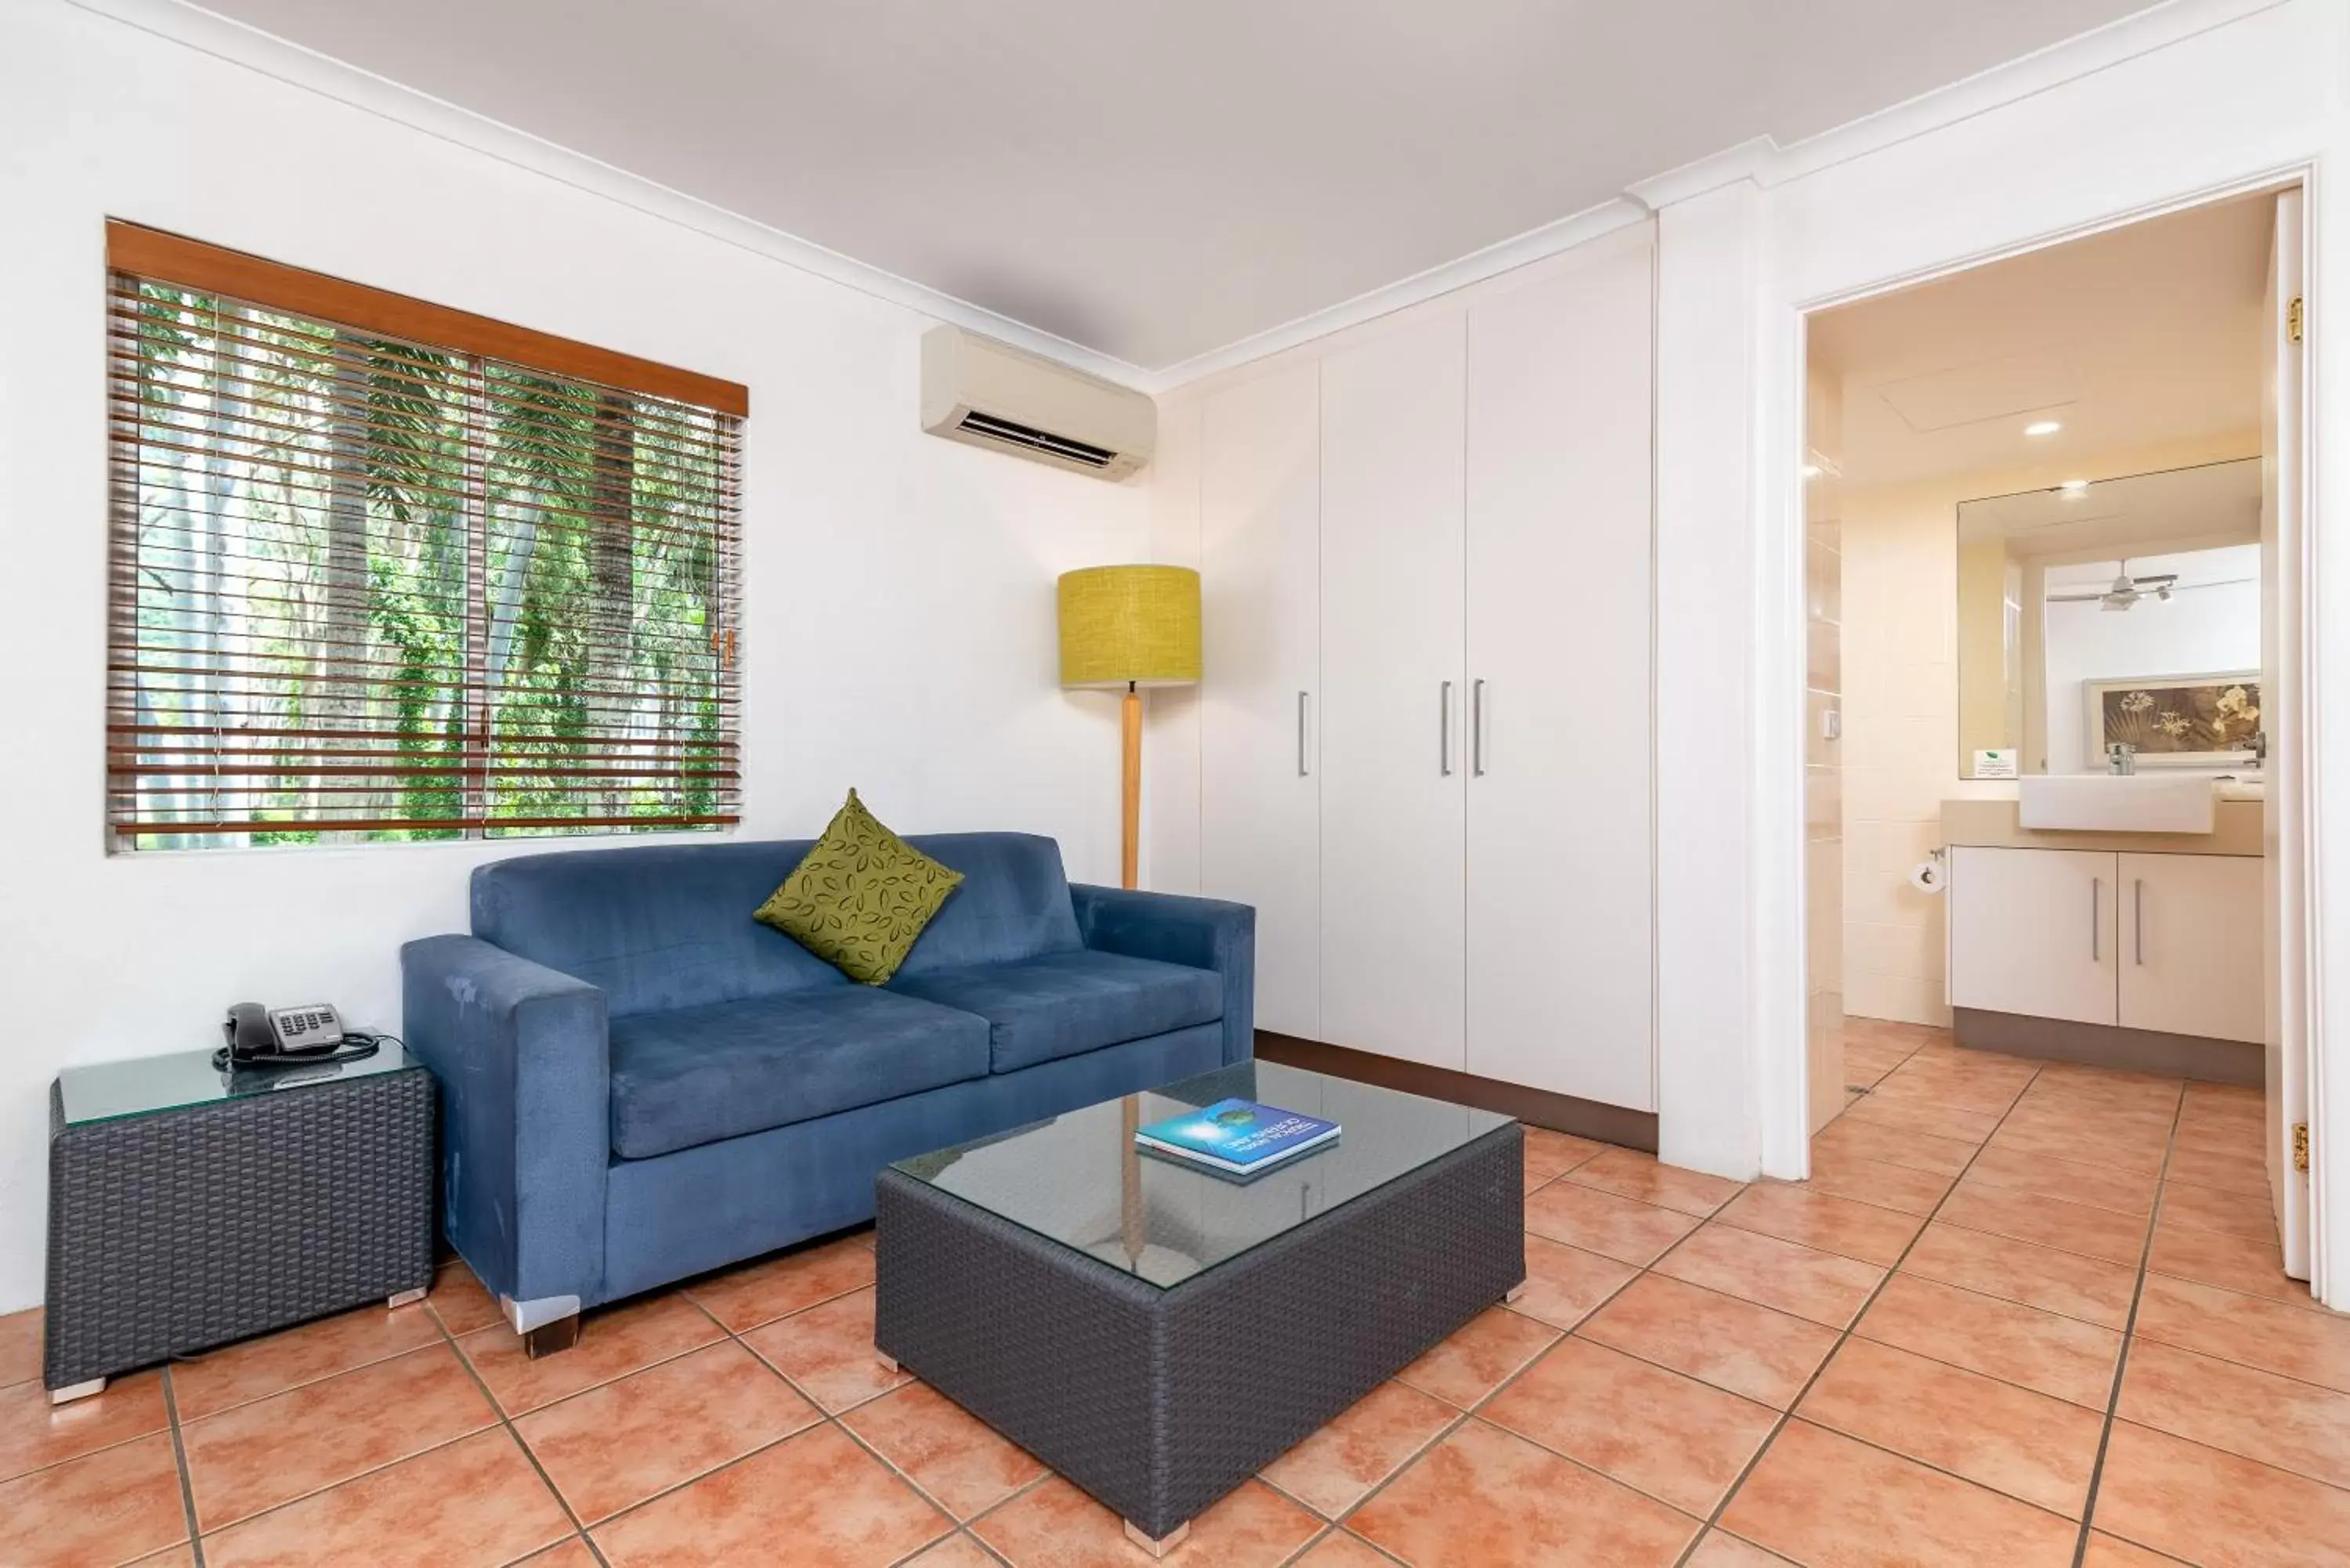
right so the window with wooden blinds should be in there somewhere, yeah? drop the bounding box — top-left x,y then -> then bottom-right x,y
104,222 -> 747,850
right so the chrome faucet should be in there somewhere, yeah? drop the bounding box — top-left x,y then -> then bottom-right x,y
2107,742 -> 2138,776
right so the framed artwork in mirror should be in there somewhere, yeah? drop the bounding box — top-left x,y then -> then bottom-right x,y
2084,671 -> 2260,768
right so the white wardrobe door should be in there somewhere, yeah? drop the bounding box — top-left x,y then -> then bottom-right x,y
1199,363 -> 1323,1039
1318,313 -> 1468,1069
1465,240 -> 1655,1109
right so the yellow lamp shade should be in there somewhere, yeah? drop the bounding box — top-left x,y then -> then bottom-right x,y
1057,565 -> 1201,688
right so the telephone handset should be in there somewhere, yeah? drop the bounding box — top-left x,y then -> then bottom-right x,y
219,1002 -> 385,1070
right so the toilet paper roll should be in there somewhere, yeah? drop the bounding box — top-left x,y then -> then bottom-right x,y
1908,860 -> 1945,895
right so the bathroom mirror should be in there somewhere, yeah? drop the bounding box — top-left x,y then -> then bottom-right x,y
1954,458 -> 2263,778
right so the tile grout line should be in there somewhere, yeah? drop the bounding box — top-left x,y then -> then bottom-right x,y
157,1292 -> 609,1565
668,1260 -> 1036,1565
125,1255 -> 916,1568
1667,1035 -> 2052,1566
425,1300 -> 616,1568
430,1257 -> 1004,1562
165,1407 -> 486,1551
559,1285 -> 884,1546
1481,1047 -> 2102,1563
2069,1076 -> 2190,1568
159,1364 -> 208,1568
1300,1146 -> 1664,1559
1309,1129 -> 1800,1561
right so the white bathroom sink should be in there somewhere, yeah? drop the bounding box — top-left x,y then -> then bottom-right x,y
2017,775 -> 2217,833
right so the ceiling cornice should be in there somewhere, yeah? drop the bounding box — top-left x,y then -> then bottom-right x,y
1623,136 -> 1781,212
63,0 -> 2291,397
61,0 -> 1161,390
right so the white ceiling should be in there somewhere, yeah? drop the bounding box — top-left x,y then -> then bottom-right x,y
1810,193 -> 2273,487
1958,457 -> 2261,560
190,0 -> 2161,374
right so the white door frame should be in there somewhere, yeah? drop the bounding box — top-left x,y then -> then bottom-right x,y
1776,163 -> 2326,1295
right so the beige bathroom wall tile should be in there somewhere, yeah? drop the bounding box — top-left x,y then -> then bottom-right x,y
1846,974 -> 1950,1030
1849,921 -> 1947,984
1848,819 -> 1943,875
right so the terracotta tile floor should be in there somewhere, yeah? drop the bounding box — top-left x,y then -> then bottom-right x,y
5,1018 -> 2348,1566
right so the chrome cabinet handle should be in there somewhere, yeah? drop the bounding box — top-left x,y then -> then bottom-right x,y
2135,879 -> 2146,966
2092,877 -> 2101,963
1297,691 -> 1311,777
1440,681 -> 1455,776
1472,679 -> 1488,776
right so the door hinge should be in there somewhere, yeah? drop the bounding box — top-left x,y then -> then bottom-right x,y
2294,1122 -> 2310,1172
2288,295 -> 2305,344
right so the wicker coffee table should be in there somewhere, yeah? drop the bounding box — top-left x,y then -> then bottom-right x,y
873,1060 -> 1523,1556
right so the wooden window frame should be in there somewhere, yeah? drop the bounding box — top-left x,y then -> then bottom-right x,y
106,222 -> 749,417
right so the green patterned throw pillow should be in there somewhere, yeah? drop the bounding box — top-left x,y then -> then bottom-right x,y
754,789 -> 964,985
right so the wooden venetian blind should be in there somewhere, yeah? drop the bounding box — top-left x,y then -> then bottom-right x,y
104,222 -> 747,850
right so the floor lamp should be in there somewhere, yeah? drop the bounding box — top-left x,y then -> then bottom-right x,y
1057,565 -> 1200,890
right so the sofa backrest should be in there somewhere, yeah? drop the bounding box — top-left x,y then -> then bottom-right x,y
471,831 -> 1081,1017
891,833 -> 1085,978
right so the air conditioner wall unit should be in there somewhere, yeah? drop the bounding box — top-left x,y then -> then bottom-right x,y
920,325 -> 1155,482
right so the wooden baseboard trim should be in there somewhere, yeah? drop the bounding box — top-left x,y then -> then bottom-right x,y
1951,1008 -> 2262,1086
1253,1031 -> 1658,1153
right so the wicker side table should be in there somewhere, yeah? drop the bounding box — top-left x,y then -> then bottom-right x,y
45,1043 -> 435,1402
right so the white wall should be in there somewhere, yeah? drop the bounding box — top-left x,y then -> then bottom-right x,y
2044,569 -> 2261,775
0,1 -> 1148,1310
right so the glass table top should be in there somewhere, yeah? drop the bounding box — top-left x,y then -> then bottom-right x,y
56,1039 -> 422,1127
891,1060 -> 1514,1288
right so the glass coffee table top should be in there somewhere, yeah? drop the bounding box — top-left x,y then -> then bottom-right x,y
56,1039 -> 421,1127
891,1060 -> 1513,1288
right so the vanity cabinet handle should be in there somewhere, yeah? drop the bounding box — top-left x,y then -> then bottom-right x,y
1297,691 -> 1311,777
1472,679 -> 1488,776
2135,879 -> 2146,966
2092,878 -> 2102,962
1439,681 -> 1455,777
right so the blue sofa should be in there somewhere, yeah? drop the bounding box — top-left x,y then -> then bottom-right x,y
400,833 -> 1253,1341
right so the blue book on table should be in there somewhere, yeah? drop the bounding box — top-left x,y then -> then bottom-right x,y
1133,1097 -> 1341,1176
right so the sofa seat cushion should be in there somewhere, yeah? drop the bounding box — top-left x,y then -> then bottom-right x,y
608,989 -> 990,1159
889,950 -> 1222,1074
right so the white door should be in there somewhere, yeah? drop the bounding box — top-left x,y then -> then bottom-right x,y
1948,847 -> 2118,1025
1464,236 -> 1655,1108
1318,313 -> 1469,1069
1198,363 -> 1323,1039
2119,854 -> 2264,1045
2261,187 -> 2312,1274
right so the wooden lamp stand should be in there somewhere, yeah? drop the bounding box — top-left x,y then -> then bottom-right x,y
1121,683 -> 1142,890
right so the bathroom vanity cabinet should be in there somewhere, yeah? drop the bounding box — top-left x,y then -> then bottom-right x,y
1943,800 -> 2264,1079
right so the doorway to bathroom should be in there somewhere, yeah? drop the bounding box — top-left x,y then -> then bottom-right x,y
1795,182 -> 2313,1277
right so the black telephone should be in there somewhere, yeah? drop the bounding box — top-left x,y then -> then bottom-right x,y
219,1003 -> 385,1069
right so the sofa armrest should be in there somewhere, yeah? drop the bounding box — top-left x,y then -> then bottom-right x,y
1070,885 -> 1255,1065
401,934 -> 609,1315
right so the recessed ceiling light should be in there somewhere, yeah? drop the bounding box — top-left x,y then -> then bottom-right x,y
2059,479 -> 2091,496
2024,420 -> 2063,437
